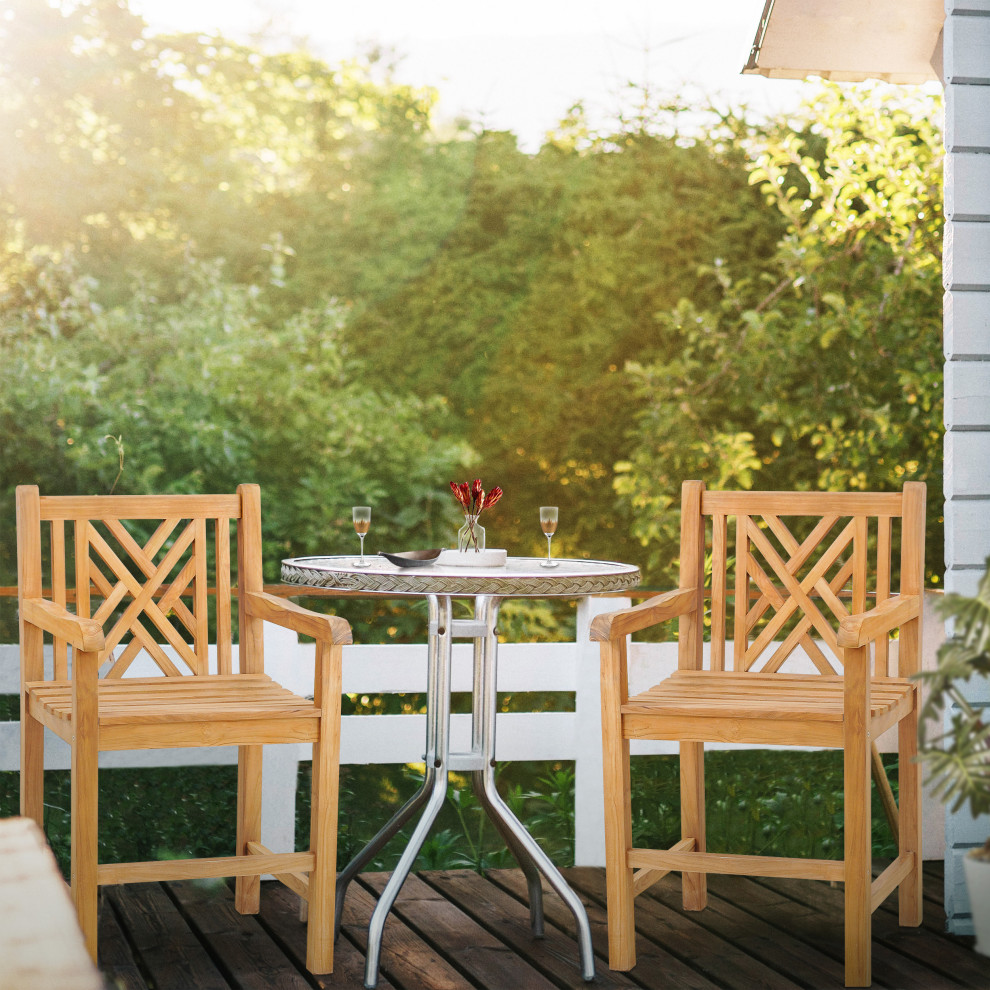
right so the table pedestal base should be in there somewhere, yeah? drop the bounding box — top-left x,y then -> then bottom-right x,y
331,594 -> 595,988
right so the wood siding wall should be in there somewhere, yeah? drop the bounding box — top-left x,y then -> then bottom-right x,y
943,0 -> 990,935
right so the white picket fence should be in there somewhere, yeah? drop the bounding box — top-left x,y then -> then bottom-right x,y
0,593 -> 947,865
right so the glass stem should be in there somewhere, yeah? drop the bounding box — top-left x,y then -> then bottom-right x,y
359,533 -> 365,563
546,534 -> 553,562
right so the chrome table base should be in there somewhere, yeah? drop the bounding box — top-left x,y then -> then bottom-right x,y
332,594 -> 595,988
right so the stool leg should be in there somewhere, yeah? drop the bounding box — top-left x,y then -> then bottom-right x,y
681,740 -> 707,911
71,703 -> 99,960
600,636 -> 636,969
844,647 -> 871,988
235,744 -> 263,914
898,694 -> 923,927
307,639 -> 342,974
20,708 -> 45,827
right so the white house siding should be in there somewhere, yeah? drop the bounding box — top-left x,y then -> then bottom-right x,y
943,0 -> 990,935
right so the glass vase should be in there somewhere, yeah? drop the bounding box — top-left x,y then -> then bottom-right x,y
457,514 -> 486,552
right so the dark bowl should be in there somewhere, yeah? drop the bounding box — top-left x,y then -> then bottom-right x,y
378,549 -> 443,568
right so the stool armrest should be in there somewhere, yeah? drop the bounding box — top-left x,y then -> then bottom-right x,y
590,587 -> 697,642
21,598 -> 105,653
245,591 -> 352,645
837,594 -> 920,650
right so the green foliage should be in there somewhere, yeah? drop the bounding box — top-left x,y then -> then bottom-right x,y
497,598 -> 576,643
631,749 -> 898,860
0,765 -> 240,872
1,3 -> 946,597
0,0 -> 445,304
0,750 -> 901,878
349,117 -> 785,567
0,251 -> 473,621
1,1 -> 490,646
294,761 -> 576,872
615,84 -> 943,586
916,562 -> 990,817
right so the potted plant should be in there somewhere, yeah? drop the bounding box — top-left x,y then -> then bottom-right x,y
917,560 -> 990,954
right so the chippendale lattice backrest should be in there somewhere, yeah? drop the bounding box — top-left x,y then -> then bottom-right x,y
16,487 -> 263,680
677,482 -> 926,679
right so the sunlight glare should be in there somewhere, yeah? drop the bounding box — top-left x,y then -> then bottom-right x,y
130,0 -> 806,150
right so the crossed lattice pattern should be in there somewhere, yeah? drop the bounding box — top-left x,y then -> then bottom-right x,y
711,511 -> 896,676
45,514 -> 234,678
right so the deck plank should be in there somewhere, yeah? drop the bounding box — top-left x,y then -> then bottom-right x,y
424,868 -> 639,988
96,864 -> 986,990
96,893 -> 148,990
753,870 -> 988,989
707,873 -> 943,990
105,883 -> 230,990
629,868 -> 849,987
344,877 -> 475,989
258,882 -> 398,989
361,871 -> 559,989
564,867 -> 806,990
488,866 -> 716,990
169,879 -> 313,990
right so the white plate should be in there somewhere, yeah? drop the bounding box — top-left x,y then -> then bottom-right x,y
437,548 -> 508,567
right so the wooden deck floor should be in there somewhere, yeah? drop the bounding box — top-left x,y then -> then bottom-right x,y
97,862 -> 987,990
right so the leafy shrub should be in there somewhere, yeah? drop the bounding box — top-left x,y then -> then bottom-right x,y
0,748 -> 898,879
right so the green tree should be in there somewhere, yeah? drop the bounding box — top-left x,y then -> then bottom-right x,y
0,0 -> 450,305
0,251 -> 473,603
350,110 -> 784,564
0,0 -> 478,628
1,2 -> 946,594
615,84 -> 943,585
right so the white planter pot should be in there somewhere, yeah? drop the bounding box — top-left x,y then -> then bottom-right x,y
964,850 -> 990,956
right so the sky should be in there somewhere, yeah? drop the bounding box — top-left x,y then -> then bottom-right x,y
130,0 -> 811,150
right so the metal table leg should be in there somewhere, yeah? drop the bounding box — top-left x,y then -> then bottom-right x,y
468,595 -> 596,982
344,596 -> 454,989
362,768 -> 448,987
352,592 -> 594,987
466,596 -> 545,937
334,596 -> 450,940
333,766 -> 437,937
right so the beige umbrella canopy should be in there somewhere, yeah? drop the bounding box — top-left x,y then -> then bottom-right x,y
743,0 -> 944,83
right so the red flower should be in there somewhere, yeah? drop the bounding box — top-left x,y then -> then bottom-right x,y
450,481 -> 471,511
449,479 -> 503,517
482,487 -> 502,510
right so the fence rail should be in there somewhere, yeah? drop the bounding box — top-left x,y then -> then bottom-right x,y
0,593 -> 947,864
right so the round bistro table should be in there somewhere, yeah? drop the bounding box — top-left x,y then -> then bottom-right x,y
281,554 -> 641,987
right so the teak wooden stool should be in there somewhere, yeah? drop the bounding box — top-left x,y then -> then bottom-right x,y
592,481 -> 925,987
16,485 -> 350,975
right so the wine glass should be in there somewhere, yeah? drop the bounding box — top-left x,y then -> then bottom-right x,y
352,506 -> 371,567
540,506 -> 559,568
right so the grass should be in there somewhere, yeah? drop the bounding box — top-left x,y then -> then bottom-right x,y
0,764 -> 240,872
0,749 -> 897,879
630,749 -> 898,860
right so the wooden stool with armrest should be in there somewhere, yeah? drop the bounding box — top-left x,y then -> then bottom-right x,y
16,484 -> 349,975
591,481 -> 925,987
